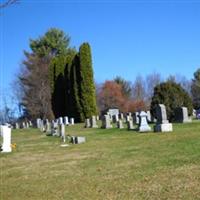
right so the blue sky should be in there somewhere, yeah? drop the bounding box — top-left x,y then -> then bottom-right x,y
1,0 -> 200,94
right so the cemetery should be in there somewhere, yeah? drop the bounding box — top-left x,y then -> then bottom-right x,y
1,1 -> 200,199
1,111 -> 200,200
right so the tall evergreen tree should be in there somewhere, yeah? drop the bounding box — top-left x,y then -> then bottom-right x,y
78,43 -> 97,119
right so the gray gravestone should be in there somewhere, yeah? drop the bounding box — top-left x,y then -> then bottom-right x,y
133,112 -> 139,124
154,104 -> 173,132
119,113 -> 124,120
127,120 -> 135,130
15,123 -> 19,129
101,115 -> 112,129
117,120 -> 124,129
138,111 -> 151,132
175,107 -> 192,123
112,114 -> 119,123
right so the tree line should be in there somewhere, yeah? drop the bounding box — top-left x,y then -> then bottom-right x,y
96,70 -> 200,121
1,28 -> 200,123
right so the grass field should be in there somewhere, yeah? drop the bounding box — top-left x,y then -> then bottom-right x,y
1,121 -> 200,200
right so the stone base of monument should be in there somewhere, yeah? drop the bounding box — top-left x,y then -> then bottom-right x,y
139,125 -> 151,133
154,123 -> 173,132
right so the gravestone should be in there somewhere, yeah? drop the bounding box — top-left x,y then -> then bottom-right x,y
117,120 -> 124,129
26,122 -> 29,128
175,107 -> 192,123
36,118 -> 41,129
125,115 -> 131,122
133,112 -> 139,124
146,111 -> 152,123
119,113 -> 124,120
52,122 -> 59,136
154,104 -> 173,132
107,108 -> 119,119
64,116 -> 69,125
58,117 -> 63,124
45,122 -> 51,133
70,118 -> 74,125
91,116 -> 98,128
85,118 -> 91,128
59,124 -> 66,142
101,115 -> 112,129
1,125 -> 12,153
29,121 -> 33,127
15,123 -> 19,129
138,111 -> 151,132
127,120 -> 135,130
112,114 -> 119,123
96,115 -> 99,121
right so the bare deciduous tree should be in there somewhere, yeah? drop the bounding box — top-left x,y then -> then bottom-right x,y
18,52 -> 54,120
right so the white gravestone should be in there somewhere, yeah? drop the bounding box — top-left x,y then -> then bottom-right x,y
101,115 -> 112,129
138,111 -> 151,132
1,125 -> 12,153
85,118 -> 91,128
58,117 -> 63,124
70,118 -> 74,125
91,116 -> 98,128
64,116 -> 69,125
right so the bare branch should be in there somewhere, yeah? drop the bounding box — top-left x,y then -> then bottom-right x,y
0,0 -> 19,9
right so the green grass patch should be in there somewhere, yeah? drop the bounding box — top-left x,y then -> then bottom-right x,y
1,121 -> 200,200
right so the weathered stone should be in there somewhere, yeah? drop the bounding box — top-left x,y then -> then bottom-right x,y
58,117 -> 63,124
127,120 -> 135,130
175,107 -> 192,123
1,125 -> 12,153
138,111 -> 151,132
117,120 -> 124,129
112,114 -> 119,123
101,115 -> 112,129
154,104 -> 173,132
70,118 -> 74,125
85,118 -> 91,128
91,116 -> 98,128
133,112 -> 139,124
64,116 -> 69,125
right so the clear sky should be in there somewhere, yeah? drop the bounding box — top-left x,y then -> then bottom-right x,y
1,0 -> 200,94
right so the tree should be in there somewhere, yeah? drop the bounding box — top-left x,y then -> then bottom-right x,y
78,43 -> 97,119
191,68 -> 200,109
97,81 -> 126,113
18,28 -> 71,119
114,76 -> 132,99
132,75 -> 146,102
30,28 -> 70,57
0,0 -> 18,9
151,81 -> 193,122
145,72 -> 161,108
19,52 -> 54,120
